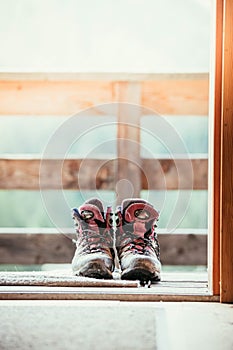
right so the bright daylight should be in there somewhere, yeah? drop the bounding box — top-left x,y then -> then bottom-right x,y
0,1 -> 233,350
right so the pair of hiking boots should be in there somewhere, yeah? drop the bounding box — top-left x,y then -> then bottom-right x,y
71,198 -> 161,283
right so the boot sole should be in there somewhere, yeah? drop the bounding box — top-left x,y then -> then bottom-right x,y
121,268 -> 161,283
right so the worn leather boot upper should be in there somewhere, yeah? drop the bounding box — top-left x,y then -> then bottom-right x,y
72,198 -> 114,279
116,198 -> 161,283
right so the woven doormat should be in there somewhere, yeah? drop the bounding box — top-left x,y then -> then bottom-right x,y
0,270 -> 139,288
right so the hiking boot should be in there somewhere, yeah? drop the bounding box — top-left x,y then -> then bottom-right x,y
116,198 -> 161,283
71,198 -> 115,279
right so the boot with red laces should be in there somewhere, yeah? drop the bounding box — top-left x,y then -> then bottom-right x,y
71,198 -> 114,279
116,198 -> 161,284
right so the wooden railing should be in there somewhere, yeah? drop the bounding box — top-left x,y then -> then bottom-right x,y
0,72 -> 208,115
0,73 -> 209,266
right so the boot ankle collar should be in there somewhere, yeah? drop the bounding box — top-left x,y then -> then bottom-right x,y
124,202 -> 159,223
79,203 -> 105,222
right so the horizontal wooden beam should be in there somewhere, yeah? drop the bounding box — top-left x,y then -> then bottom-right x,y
142,158 -> 208,190
0,72 -> 209,81
0,158 -> 208,190
160,233 -> 207,265
0,73 -> 209,115
0,80 -> 113,116
0,230 -> 207,265
0,287 -> 219,302
141,78 -> 209,115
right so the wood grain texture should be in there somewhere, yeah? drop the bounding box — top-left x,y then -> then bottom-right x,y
0,80 -> 113,115
0,266 -> 212,301
220,0 -> 233,303
0,290 -> 219,301
0,72 -> 209,81
160,234 -> 207,265
141,78 -> 209,115
0,74 -> 209,116
0,231 -> 207,265
211,0 -> 223,296
114,82 -> 142,203
0,158 -> 208,190
141,159 -> 208,190
0,272 -> 211,301
0,233 -> 75,264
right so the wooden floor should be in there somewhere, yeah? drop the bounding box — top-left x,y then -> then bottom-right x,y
0,270 -> 218,302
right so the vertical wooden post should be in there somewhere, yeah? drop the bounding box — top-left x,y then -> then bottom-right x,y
211,0 -> 223,296
220,0 -> 233,303
114,82 -> 141,205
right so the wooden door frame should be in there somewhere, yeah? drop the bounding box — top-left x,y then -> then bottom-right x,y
212,0 -> 233,303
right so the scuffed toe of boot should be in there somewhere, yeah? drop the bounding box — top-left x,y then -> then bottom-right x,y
72,253 -> 114,279
78,258 -> 113,279
121,256 -> 161,282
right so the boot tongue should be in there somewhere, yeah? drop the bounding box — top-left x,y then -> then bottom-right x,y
79,203 -> 105,223
123,199 -> 159,223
